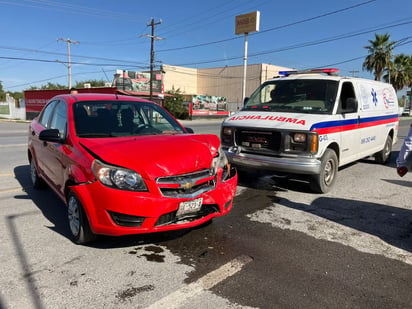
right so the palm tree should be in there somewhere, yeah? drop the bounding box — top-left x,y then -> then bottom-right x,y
363,33 -> 396,81
384,54 -> 412,91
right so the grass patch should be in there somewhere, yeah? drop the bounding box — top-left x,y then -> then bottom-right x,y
0,104 -> 10,114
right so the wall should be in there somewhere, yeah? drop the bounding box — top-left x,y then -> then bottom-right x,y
0,94 -> 26,120
162,63 -> 292,105
162,64 -> 198,94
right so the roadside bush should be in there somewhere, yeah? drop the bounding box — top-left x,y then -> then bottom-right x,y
164,88 -> 189,120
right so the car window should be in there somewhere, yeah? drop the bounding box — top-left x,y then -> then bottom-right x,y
50,101 -> 68,138
39,100 -> 58,128
73,100 -> 185,137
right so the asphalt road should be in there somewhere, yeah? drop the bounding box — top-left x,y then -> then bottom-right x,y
1,118 -> 412,309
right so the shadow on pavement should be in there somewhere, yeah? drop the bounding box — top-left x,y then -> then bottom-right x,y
13,164 -> 196,249
278,196 -> 412,253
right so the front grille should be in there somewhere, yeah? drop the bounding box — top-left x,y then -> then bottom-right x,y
155,204 -> 219,226
236,129 -> 281,153
156,169 -> 216,198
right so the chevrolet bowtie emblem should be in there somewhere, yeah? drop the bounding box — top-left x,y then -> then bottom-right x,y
180,182 -> 195,190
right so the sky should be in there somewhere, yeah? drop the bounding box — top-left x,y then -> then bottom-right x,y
0,0 -> 411,93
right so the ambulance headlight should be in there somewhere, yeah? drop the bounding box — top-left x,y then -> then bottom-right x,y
223,127 -> 232,135
221,127 -> 233,145
293,133 -> 306,143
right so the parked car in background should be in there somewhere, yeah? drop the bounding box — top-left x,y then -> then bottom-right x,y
28,93 -> 237,244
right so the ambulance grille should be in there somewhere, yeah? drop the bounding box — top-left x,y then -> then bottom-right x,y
236,129 -> 281,153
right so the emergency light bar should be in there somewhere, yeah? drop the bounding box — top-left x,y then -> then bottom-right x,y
278,68 -> 339,77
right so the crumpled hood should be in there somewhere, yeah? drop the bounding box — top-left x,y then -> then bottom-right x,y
80,134 -> 220,180
223,111 -> 331,131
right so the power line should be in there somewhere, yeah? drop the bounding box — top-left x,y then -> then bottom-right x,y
0,56 -> 149,68
0,45 -> 148,66
174,21 -> 412,66
157,0 -> 377,53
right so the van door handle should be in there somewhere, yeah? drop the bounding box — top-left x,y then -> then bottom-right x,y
358,115 -> 360,127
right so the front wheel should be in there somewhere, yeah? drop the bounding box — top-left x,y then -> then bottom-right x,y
310,149 -> 338,194
67,191 -> 96,245
374,135 -> 392,164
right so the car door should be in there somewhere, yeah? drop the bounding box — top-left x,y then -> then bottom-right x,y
44,100 -> 68,197
32,100 -> 58,182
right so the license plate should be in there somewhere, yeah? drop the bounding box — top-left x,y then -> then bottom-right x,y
176,198 -> 203,217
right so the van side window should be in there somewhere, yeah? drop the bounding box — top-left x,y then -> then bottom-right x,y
338,82 -> 357,114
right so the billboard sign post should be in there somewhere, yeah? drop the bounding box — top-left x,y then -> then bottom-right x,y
235,11 -> 260,102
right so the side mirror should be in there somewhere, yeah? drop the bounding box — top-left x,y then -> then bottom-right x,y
184,127 -> 194,134
39,129 -> 64,143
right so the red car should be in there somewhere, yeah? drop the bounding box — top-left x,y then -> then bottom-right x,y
28,93 -> 237,244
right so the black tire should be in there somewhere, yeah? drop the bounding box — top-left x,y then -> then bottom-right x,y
67,191 -> 96,245
374,135 -> 392,164
310,149 -> 338,194
30,158 -> 45,189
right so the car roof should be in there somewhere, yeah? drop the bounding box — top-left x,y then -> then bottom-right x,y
51,93 -> 155,104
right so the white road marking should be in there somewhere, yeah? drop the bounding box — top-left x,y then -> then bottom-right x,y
146,255 -> 253,309
0,187 -> 23,194
0,173 -> 14,177
0,144 -> 26,148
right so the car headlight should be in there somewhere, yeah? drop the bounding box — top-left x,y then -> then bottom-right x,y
92,160 -> 147,191
211,146 -> 230,180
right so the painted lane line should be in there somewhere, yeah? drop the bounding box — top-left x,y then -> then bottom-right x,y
146,255 -> 253,309
0,173 -> 14,177
0,144 -> 26,148
0,187 -> 23,194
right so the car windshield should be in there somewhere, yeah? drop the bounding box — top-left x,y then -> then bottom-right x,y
73,100 -> 185,137
244,79 -> 339,114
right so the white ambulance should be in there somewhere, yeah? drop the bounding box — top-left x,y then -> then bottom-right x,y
221,68 -> 399,193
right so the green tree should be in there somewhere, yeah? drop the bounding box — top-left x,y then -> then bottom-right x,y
8,91 -> 24,100
164,88 -> 189,120
30,82 -> 66,90
74,79 -> 107,88
363,33 -> 396,81
0,81 -> 6,101
384,53 -> 412,91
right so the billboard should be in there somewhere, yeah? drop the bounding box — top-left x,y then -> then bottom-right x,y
113,70 -> 163,93
235,11 -> 260,35
184,95 -> 229,117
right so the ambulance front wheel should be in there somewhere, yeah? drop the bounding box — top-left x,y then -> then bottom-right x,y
310,149 -> 338,194
374,135 -> 392,164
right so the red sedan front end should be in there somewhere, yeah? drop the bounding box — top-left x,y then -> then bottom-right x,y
71,134 -> 237,236
28,93 -> 237,244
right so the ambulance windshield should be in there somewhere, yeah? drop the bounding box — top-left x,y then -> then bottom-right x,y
244,79 -> 339,114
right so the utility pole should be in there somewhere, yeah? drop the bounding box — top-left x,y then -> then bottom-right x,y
58,37 -> 79,89
143,19 -> 163,100
349,70 -> 359,77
